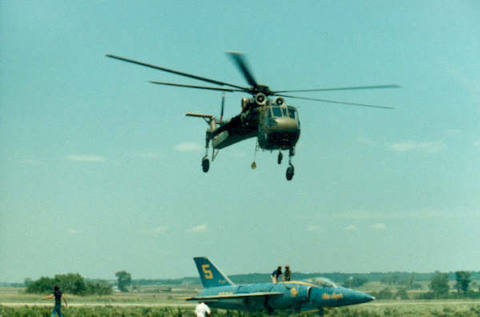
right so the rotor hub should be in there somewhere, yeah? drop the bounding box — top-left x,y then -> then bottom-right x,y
251,84 -> 273,96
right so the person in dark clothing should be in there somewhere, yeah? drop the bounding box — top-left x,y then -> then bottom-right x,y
42,284 -> 68,317
271,266 -> 282,283
284,265 -> 291,281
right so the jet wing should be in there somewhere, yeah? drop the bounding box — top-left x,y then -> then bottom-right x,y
186,292 -> 284,301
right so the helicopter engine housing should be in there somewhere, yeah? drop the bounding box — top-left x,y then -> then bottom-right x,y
274,97 -> 285,106
255,93 -> 267,106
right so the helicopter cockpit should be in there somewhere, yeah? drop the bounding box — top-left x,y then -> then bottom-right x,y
259,98 -> 301,158
267,105 -> 299,120
305,277 -> 338,289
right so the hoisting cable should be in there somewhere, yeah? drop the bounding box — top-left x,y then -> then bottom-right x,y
251,141 -> 259,169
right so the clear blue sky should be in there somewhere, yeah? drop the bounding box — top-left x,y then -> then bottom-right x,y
1,1 -> 479,283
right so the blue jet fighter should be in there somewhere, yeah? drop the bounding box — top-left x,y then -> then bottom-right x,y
187,257 -> 375,315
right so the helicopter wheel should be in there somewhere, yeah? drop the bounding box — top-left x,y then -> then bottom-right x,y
277,152 -> 283,165
202,156 -> 210,173
286,164 -> 294,181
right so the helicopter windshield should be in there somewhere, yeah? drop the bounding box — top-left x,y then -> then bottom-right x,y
286,106 -> 298,119
305,277 -> 338,288
270,106 -> 284,118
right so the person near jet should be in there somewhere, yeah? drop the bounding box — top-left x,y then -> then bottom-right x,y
42,284 -> 68,317
284,265 -> 291,281
195,301 -> 211,317
271,266 -> 282,283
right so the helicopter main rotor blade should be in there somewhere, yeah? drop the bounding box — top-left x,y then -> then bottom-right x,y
220,94 -> 225,122
227,52 -> 258,88
106,54 -> 248,91
220,93 -> 225,121
274,85 -> 401,94
149,81 -> 243,92
276,94 -> 395,109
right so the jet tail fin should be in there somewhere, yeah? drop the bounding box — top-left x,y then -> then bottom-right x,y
193,257 -> 234,288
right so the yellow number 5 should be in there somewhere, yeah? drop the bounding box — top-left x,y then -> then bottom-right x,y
202,264 -> 213,279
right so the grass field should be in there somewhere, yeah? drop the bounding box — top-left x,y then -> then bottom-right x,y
2,287 -> 480,316
0,286 -> 196,305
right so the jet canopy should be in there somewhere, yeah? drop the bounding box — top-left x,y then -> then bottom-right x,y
305,277 -> 338,288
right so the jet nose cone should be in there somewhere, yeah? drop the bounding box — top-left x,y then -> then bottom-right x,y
356,291 -> 375,304
340,288 -> 375,305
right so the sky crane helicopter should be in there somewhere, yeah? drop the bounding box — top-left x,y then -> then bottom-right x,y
107,52 -> 399,180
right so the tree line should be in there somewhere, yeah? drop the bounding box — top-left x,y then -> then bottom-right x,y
422,271 -> 477,299
371,271 -> 480,300
21,269 -> 479,299
25,273 -> 112,295
127,271 -> 480,287
24,271 -> 132,295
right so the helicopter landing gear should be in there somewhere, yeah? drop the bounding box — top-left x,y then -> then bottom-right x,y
277,151 -> 283,165
202,155 -> 210,173
285,148 -> 295,181
286,164 -> 294,180
202,135 -> 211,173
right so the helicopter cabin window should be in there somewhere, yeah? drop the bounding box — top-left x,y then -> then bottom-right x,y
287,107 -> 297,119
270,106 -> 284,118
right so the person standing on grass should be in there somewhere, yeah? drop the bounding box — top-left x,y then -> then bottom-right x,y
42,284 -> 68,317
195,301 -> 211,317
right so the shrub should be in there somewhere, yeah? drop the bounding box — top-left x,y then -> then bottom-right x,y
25,274 -> 112,296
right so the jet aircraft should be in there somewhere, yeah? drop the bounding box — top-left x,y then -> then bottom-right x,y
187,257 -> 375,315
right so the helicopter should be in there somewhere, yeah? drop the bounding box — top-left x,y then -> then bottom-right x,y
107,52 -> 399,180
